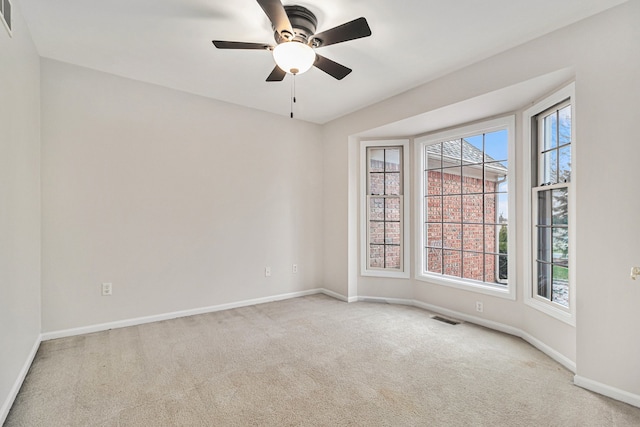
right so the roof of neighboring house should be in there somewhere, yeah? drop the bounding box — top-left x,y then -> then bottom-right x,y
426,139 -> 508,174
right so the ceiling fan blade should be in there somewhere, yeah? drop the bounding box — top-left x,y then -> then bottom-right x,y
314,54 -> 352,80
312,17 -> 371,48
266,66 -> 286,82
212,40 -> 271,50
256,0 -> 293,38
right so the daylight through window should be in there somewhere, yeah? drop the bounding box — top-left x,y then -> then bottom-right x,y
421,124 -> 511,289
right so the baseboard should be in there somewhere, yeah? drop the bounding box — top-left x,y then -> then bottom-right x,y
320,288 -> 354,302
411,300 -> 576,373
1,334 -> 41,425
574,375 -> 640,408
42,288 -> 327,341
358,296 -> 414,306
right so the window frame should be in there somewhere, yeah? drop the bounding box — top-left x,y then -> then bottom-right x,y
415,116 -> 516,300
522,83 -> 576,326
360,139 -> 411,278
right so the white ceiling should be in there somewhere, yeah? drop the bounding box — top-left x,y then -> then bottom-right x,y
19,0 -> 626,124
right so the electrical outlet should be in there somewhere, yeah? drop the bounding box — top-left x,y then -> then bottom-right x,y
102,282 -> 112,296
265,266 -> 271,277
292,264 -> 298,274
475,301 -> 483,313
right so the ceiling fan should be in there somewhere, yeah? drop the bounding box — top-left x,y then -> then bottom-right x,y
212,0 -> 372,81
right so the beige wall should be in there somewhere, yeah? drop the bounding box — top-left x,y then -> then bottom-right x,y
0,0 -> 41,420
322,0 -> 640,398
40,59 -> 324,332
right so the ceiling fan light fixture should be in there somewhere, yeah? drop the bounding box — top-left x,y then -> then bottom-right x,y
273,41 -> 315,75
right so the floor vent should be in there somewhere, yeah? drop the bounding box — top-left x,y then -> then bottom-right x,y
431,315 -> 460,325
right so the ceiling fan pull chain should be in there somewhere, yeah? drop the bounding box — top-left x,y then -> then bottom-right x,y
290,74 -> 298,119
290,75 -> 294,118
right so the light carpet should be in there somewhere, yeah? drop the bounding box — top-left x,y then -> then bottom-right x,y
6,294 -> 640,426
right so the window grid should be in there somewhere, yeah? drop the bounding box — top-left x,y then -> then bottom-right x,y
424,133 -> 508,285
533,100 -> 571,308
367,147 -> 403,270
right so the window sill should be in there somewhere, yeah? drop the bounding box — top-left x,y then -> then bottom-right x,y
524,296 -> 575,326
416,273 -> 515,300
362,269 -> 410,279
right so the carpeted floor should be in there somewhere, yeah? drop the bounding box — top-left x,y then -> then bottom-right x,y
6,294 -> 640,426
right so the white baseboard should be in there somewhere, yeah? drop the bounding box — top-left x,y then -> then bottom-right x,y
574,375 -> 640,408
408,299 -> 578,373
1,335 -> 41,425
42,288 -> 326,341
319,288 -> 350,302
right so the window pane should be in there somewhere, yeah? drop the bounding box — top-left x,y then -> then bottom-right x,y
385,222 -> 401,245
484,254 -> 498,284
498,254 -> 508,281
442,167 -> 462,195
385,149 -> 401,172
485,161 -> 508,193
558,145 -> 571,183
558,105 -> 571,146
385,172 -> 401,195
498,224 -> 508,256
552,265 -> 569,307
544,111 -> 558,150
442,140 -> 462,165
484,130 -> 508,162
369,197 -> 384,220
427,248 -> 443,274
426,196 -> 442,223
462,135 -> 484,164
541,150 -> 558,185
552,189 -> 568,225
426,170 -> 442,196
537,227 -> 552,262
537,190 -> 552,226
462,195 -> 483,223
369,245 -> 384,268
443,224 -> 462,250
484,193 -> 497,224
443,195 -> 461,223
463,251 -> 484,281
444,250 -> 462,277
369,173 -> 384,195
463,224 -> 483,252
386,245 -> 401,269
496,193 -> 508,223
369,148 -> 384,172
552,228 -> 569,265
369,221 -> 384,244
426,223 -> 443,248
483,225 -> 499,255
462,165 -> 483,194
537,262 -> 552,299
385,198 -> 400,221
425,143 -> 442,170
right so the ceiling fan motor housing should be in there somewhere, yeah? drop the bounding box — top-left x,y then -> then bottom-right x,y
275,5 -> 318,44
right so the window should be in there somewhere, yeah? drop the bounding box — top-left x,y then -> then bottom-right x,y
1,0 -> 11,36
361,140 -> 410,277
416,116 -> 515,299
523,83 -> 575,324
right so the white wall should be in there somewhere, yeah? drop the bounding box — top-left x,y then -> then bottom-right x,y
0,0 -> 42,421
40,59 -> 324,332
323,0 -> 640,400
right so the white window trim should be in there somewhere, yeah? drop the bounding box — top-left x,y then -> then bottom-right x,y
522,82 -> 576,326
360,139 -> 411,278
415,116 -> 516,300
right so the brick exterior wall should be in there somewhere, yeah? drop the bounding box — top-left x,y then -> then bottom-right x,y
368,159 -> 401,269
426,169 -> 500,282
